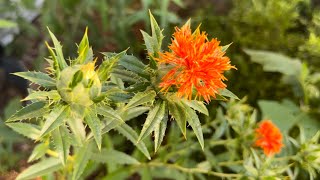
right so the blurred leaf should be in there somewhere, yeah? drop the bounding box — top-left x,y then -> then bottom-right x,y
13,72 -> 56,89
218,89 -> 239,100
6,101 -> 47,122
16,158 -> 62,180
0,19 -> 17,28
39,105 -> 69,138
72,143 -> 92,180
6,122 -> 40,140
138,100 -> 166,142
244,49 -> 302,76
28,143 -> 49,162
52,127 -> 70,166
91,149 -> 139,165
85,109 -> 102,150
115,123 -> 150,159
4,97 -> 22,119
297,113 -> 320,139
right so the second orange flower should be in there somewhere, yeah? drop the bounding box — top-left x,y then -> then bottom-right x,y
157,20 -> 235,102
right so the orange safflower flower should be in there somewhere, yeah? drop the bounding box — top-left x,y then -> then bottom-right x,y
255,120 -> 283,156
156,20 -> 235,102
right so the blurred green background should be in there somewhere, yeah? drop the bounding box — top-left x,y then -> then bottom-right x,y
0,0 -> 319,179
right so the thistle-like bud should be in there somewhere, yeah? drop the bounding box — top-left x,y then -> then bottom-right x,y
56,62 -> 101,107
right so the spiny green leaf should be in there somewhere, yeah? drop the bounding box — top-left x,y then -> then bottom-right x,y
85,109 -> 102,150
123,106 -> 150,121
13,72 -> 56,89
183,103 -> 204,150
52,127 -> 70,166
28,143 -> 49,162
47,28 -> 68,70
96,105 -> 123,123
76,27 -> 93,64
167,100 -> 187,138
72,143 -> 92,180
154,105 -> 168,152
39,105 -> 69,138
125,90 -> 156,109
67,116 -> 86,146
16,158 -> 62,180
182,99 -> 209,116
138,100 -> 166,142
115,123 -> 150,159
6,101 -> 48,122
91,149 -> 140,165
6,122 -> 41,140
22,90 -> 60,101
111,68 -> 145,83
119,55 -> 149,78
98,50 -> 127,81
218,89 -> 239,100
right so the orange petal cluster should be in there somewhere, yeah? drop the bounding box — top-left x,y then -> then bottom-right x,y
156,20 -> 235,102
255,120 -> 283,156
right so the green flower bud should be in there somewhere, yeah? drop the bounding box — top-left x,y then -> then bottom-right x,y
57,62 -> 101,106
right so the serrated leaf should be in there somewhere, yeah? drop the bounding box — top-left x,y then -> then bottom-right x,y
76,28 -> 93,64
6,101 -> 48,122
119,55 -> 149,78
85,109 -> 102,150
23,90 -> 60,101
126,82 -> 150,93
125,90 -> 156,109
47,28 -> 68,70
16,158 -> 62,180
123,106 -> 150,121
39,105 -> 69,138
138,100 -> 166,142
182,99 -> 208,116
183,103 -> 204,150
111,68 -> 145,83
72,143 -> 92,180
98,50 -> 127,81
6,122 -> 41,140
91,149 -> 139,165
52,127 -> 70,166
154,105 -> 168,152
28,143 -> 49,162
167,100 -> 187,138
96,105 -> 123,123
244,49 -> 302,76
115,123 -> 150,159
67,116 -> 86,146
218,89 -> 239,100
13,72 -> 56,89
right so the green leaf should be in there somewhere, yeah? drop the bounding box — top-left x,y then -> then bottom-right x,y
96,105 -> 123,123
138,100 -> 166,142
16,158 -> 62,180
183,103 -> 204,150
72,143 -> 92,180
0,19 -> 17,28
13,72 -> 56,89
111,68 -> 145,83
67,116 -> 86,146
154,105 -> 168,152
28,143 -> 49,162
23,90 -> 60,101
69,70 -> 83,89
125,90 -> 156,109
6,101 -> 48,122
91,149 -> 139,165
119,55 -> 149,78
115,123 -> 150,159
221,43 -> 232,52
167,100 -> 187,138
85,109 -> 102,150
244,49 -> 302,76
218,89 -> 239,100
182,99 -> 209,116
6,122 -> 41,140
98,50 -> 127,81
123,106 -> 150,121
39,105 -> 69,138
47,28 -> 68,70
76,28 -> 93,64
52,127 -> 70,166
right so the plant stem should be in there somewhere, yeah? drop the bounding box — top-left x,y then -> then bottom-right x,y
140,161 -> 242,178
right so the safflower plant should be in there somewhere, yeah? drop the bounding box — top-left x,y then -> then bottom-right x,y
4,12 -> 320,179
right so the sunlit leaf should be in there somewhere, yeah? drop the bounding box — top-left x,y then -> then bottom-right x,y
6,101 -> 48,122
91,149 -> 139,165
13,72 -> 56,89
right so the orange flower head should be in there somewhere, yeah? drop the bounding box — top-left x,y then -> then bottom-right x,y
255,120 -> 283,156
156,20 -> 235,102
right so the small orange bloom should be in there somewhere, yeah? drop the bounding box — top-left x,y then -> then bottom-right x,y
156,20 -> 235,102
255,120 -> 283,156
